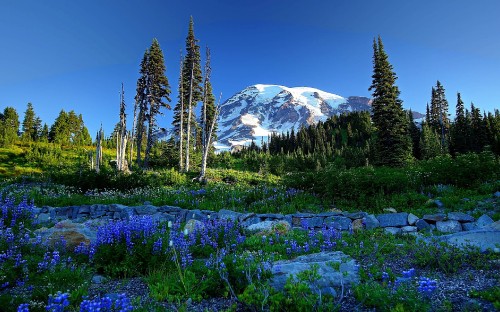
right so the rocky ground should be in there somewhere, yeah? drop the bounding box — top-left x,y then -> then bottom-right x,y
85,254 -> 499,312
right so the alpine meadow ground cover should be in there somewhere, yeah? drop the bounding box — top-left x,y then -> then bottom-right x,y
0,152 -> 498,311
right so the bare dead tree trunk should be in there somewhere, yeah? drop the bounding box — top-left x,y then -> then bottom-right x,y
95,126 -> 103,173
199,93 -> 221,181
129,101 -> 138,166
185,66 -> 194,172
179,52 -> 185,171
117,83 -> 128,172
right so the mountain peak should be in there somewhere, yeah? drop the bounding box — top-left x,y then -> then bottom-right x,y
216,84 -> 372,150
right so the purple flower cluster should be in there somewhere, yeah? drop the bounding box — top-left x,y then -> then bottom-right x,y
418,276 -> 438,297
37,251 -> 61,272
80,293 -> 133,312
94,216 -> 159,252
0,196 -> 40,289
46,292 -> 70,312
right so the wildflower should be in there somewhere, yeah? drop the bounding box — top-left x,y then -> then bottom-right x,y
418,277 -> 438,297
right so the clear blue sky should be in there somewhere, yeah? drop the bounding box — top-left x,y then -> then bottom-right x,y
1,0 -> 499,136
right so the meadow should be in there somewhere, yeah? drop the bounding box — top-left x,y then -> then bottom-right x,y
0,143 -> 499,311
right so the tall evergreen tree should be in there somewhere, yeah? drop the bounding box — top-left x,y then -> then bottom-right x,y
470,103 -> 487,152
21,103 -> 36,142
408,110 -> 421,159
134,40 -> 171,168
429,81 -> 450,152
174,17 -> 202,172
134,50 -> 149,166
419,123 -> 442,159
143,39 -> 171,168
450,92 -> 468,154
368,37 -> 412,166
0,107 -> 20,147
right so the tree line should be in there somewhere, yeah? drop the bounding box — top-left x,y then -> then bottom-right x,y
236,37 -> 500,170
0,103 -> 92,148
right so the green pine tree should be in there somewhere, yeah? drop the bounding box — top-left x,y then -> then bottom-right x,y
0,107 -> 20,147
408,110 -> 421,159
368,36 -> 412,166
419,123 -> 442,159
21,103 -> 37,142
450,92 -> 468,155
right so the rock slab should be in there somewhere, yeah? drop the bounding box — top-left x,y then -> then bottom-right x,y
271,251 -> 359,296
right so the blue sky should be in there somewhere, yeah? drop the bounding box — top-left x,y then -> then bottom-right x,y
0,0 -> 499,136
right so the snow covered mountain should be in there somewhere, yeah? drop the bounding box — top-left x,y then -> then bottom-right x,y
216,84 -> 372,150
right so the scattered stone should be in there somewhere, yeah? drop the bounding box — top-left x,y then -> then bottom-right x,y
316,211 -> 343,217
384,227 -> 402,235
270,251 -> 359,297
324,216 -> 352,231
245,220 -> 291,234
238,213 -> 257,222
436,220 -> 462,233
134,205 -> 158,215
37,213 -> 51,224
415,219 -> 432,231
184,219 -> 205,234
363,214 -> 380,230
258,213 -> 284,220
35,220 -> 97,250
422,213 -> 447,223
428,229 -> 500,252
434,199 -> 445,209
92,275 -> 107,284
90,204 -> 108,218
401,226 -> 418,233
352,219 -> 364,232
376,212 -> 408,227
407,213 -> 419,225
461,222 -> 478,231
217,209 -> 241,221
485,220 -> 500,231
476,214 -> 494,228
185,209 -> 206,222
447,212 -> 475,222
344,212 -> 367,220
383,207 -> 398,213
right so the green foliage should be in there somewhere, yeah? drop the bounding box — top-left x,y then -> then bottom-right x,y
369,36 -> 412,167
412,240 -> 494,275
0,106 -> 20,147
469,286 -> 500,310
353,280 -> 429,312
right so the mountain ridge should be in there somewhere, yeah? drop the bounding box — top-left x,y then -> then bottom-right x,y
216,84 -> 373,149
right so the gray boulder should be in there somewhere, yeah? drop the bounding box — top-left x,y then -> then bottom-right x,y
401,226 -> 418,233
246,220 -> 291,234
407,213 -> 419,226
324,216 -> 352,231
218,209 -> 242,221
344,212 -> 367,220
416,219 -> 432,231
384,227 -> 402,235
270,251 -> 359,297
185,209 -> 206,222
447,212 -> 474,223
436,220 -> 462,233
426,229 -> 500,252
363,214 -> 380,230
422,213 -> 447,223
376,212 -> 408,227
134,205 -> 158,215
476,214 -> 494,228
462,222 -> 478,231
